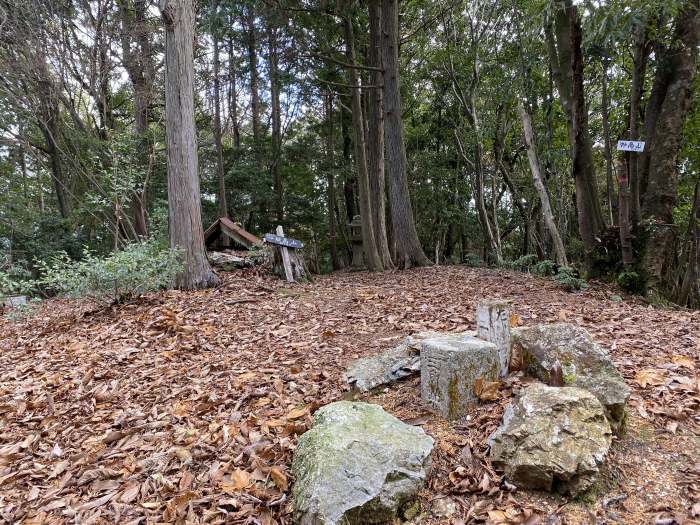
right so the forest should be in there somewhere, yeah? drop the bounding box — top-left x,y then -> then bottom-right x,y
0,0 -> 698,305
1,1 -> 700,524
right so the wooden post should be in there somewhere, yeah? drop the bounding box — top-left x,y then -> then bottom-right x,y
617,156 -> 634,267
276,225 -> 294,282
476,299 -> 511,378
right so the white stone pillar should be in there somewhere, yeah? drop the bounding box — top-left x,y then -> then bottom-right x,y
476,300 -> 511,378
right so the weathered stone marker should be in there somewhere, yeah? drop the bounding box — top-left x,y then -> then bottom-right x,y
476,299 -> 511,377
420,334 -> 499,419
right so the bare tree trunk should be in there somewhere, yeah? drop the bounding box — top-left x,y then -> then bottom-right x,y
678,177 -> 700,305
119,0 -> 154,238
325,93 -> 341,270
601,57 -> 615,225
548,3 -> 605,262
367,0 -> 393,269
343,13 -> 383,271
245,7 -> 261,153
381,0 -> 430,269
519,105 -> 568,266
629,22 -> 650,223
268,22 -> 283,223
227,35 -> 241,148
640,0 -> 699,293
211,0 -> 227,218
160,0 -> 219,289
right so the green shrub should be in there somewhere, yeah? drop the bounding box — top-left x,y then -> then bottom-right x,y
533,259 -> 557,277
617,270 -> 645,294
555,266 -> 588,292
463,252 -> 483,267
0,265 -> 33,296
506,254 -> 539,271
34,241 -> 183,305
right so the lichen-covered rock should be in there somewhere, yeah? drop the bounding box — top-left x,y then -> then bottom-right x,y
489,383 -> 612,495
292,401 -> 434,525
345,332 -> 468,392
420,334 -> 500,419
511,323 -> 629,431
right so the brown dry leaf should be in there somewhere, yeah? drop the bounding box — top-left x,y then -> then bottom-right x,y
269,466 -> 288,491
671,354 -> 695,369
634,368 -> 666,388
221,469 -> 251,493
474,377 -> 501,401
286,405 -> 309,419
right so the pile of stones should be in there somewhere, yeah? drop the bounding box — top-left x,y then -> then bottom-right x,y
291,299 -> 630,523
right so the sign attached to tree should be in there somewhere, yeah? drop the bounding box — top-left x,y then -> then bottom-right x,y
617,140 -> 645,152
263,233 -> 304,250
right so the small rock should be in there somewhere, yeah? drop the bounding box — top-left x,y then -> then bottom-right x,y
345,332 -> 448,392
511,323 -> 629,431
292,401 -> 434,525
430,497 -> 459,518
421,333 -> 499,419
489,383 -> 612,495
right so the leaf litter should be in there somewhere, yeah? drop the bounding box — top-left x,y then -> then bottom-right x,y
0,266 -> 698,524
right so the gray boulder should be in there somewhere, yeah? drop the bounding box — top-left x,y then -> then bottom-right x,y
345,332 -> 450,392
489,383 -> 612,495
511,323 -> 629,431
292,401 -> 434,525
421,333 -> 500,419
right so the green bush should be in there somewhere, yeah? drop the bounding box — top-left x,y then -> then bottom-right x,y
617,270 -> 645,294
506,254 -> 539,271
463,252 -> 483,267
555,266 -> 588,292
34,241 -> 183,305
533,260 -> 557,277
0,265 -> 33,296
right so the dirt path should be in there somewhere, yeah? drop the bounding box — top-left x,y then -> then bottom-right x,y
0,266 -> 698,524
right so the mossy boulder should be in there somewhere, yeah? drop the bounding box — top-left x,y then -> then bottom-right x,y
489,384 -> 612,495
511,323 -> 629,432
291,401 -> 434,525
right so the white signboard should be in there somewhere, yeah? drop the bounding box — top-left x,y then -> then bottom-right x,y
617,140 -> 645,152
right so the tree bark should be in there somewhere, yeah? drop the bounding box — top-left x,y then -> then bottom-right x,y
343,13 -> 383,271
227,36 -> 241,148
601,57 -> 615,225
268,21 -> 283,223
640,0 -> 699,293
211,0 -> 227,219
548,3 -> 605,261
160,0 -> 219,289
325,93 -> 341,270
367,0 -> 393,268
381,0 -> 430,269
245,7 -> 261,153
519,105 -> 568,266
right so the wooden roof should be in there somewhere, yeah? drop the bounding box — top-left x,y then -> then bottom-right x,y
204,217 -> 261,250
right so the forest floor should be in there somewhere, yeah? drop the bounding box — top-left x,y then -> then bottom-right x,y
0,265 -> 699,525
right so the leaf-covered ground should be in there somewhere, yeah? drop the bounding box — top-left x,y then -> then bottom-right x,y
1,266 -> 699,525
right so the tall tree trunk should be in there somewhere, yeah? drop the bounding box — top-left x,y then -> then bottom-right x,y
640,0 -> 699,293
367,0 -> 393,268
227,35 -> 241,148
601,56 -> 615,225
519,105 -> 568,266
245,7 -> 261,153
381,0 -> 430,268
160,0 -> 219,289
326,93 -> 341,270
629,22 -> 650,224
211,0 -> 227,218
343,13 -> 383,271
678,177 -> 700,305
119,0 -> 154,238
548,3 -> 605,262
268,22 -> 283,223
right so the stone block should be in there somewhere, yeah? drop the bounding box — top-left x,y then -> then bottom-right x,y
420,334 -> 499,419
476,299 -> 511,377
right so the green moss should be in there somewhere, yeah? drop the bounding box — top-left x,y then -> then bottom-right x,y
447,375 -> 459,419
